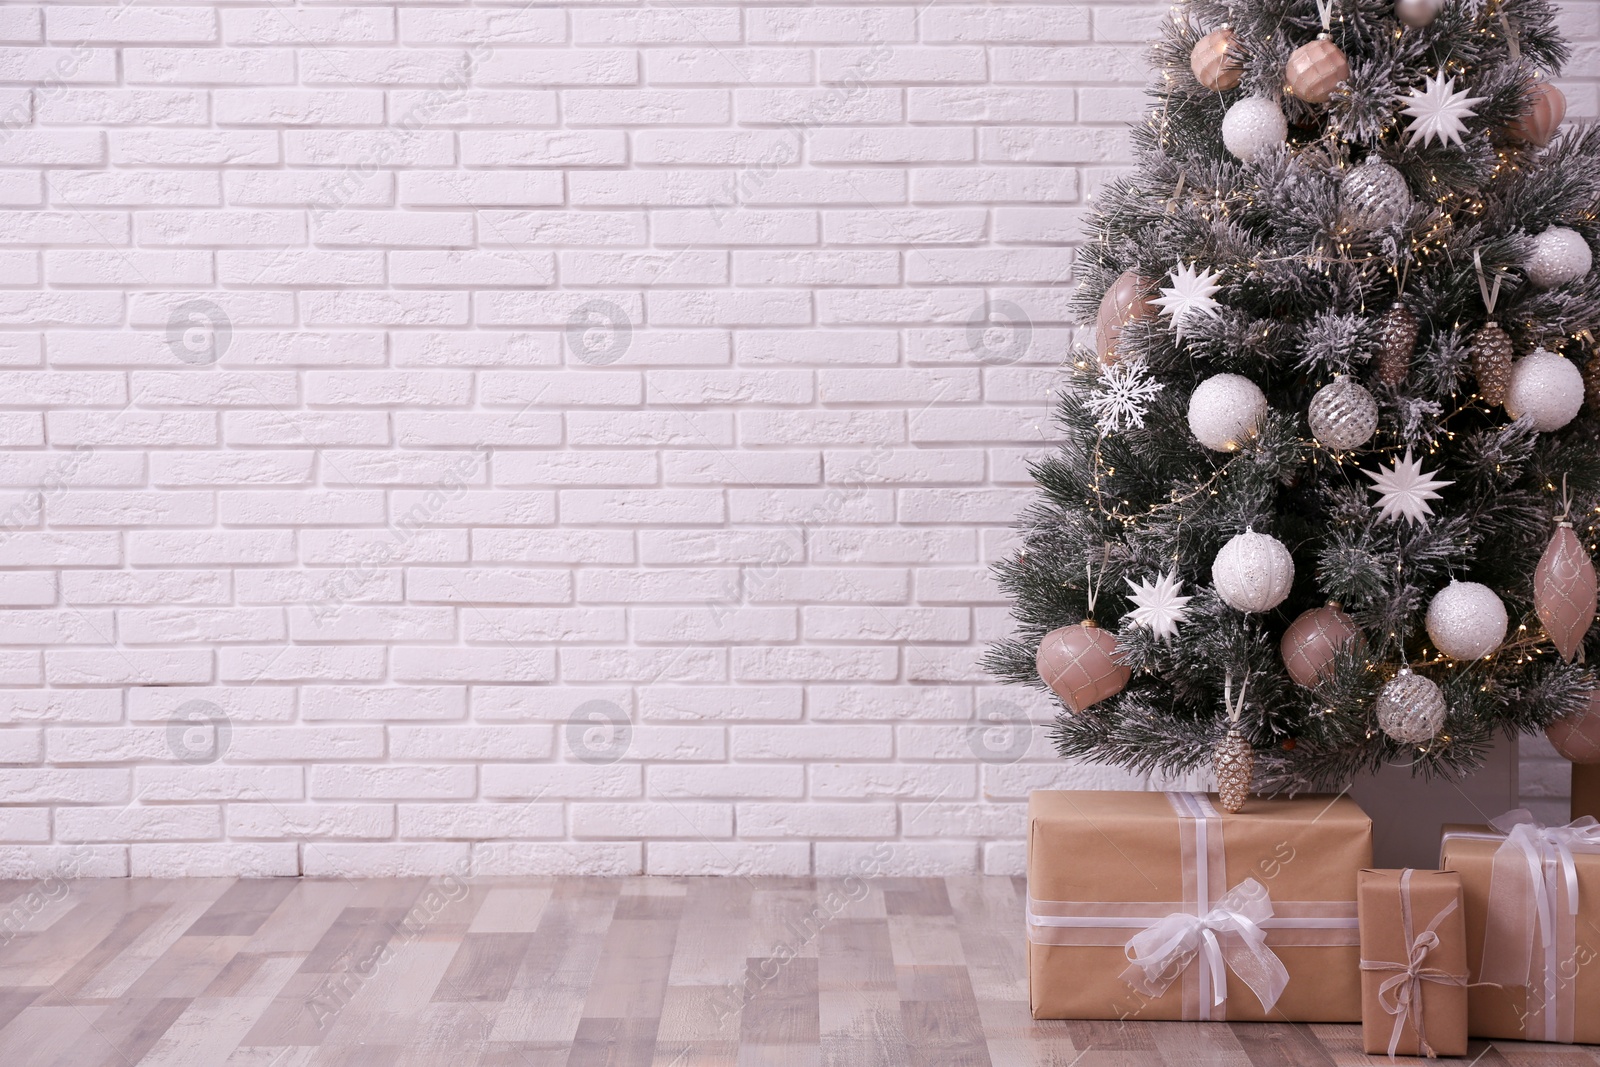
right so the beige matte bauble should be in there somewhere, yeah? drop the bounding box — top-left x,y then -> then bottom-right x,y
1191,27 -> 1244,91
1281,603 -> 1359,687
1507,81 -> 1567,148
1395,0 -> 1442,28
1284,37 -> 1349,105
1547,690 -> 1600,763
1036,621 -> 1130,714
1094,271 -> 1156,365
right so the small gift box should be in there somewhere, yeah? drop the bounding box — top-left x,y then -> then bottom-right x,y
1027,790 -> 1371,1021
1440,811 -> 1600,1044
1357,869 -> 1469,1057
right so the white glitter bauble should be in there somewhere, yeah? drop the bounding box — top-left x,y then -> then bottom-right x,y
1426,580 -> 1508,660
1505,348 -> 1584,432
1525,226 -> 1593,289
1395,0 -> 1442,27
1307,376 -> 1379,450
1212,528 -> 1295,613
1222,98 -> 1288,162
1339,161 -> 1412,232
1377,668 -> 1448,743
1188,373 -> 1268,452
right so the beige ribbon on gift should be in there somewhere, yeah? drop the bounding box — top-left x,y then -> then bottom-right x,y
1444,810 -> 1600,1043
1358,868 -> 1466,1059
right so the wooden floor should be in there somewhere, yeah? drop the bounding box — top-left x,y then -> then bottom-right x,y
0,875 -> 1594,1066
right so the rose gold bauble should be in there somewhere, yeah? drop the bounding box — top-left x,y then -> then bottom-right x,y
1037,621 -> 1131,713
1191,28 -> 1244,92
1284,37 -> 1350,105
1535,521 -> 1597,662
1547,690 -> 1600,763
1507,82 -> 1567,148
1281,603 -> 1359,687
1094,271 -> 1156,366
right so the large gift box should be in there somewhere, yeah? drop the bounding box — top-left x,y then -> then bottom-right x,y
1440,811 -> 1600,1044
1357,869 -> 1469,1057
1027,790 -> 1371,1021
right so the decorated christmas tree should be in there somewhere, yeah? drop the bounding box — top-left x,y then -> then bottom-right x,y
987,0 -> 1600,800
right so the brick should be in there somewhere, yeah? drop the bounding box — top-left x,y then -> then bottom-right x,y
573,802 -> 731,839
647,842 -> 809,877
737,803 -> 898,838
481,763 -> 641,800
222,7 -> 393,45
731,725 -> 893,761
230,803 -> 393,839
637,687 -> 801,722
65,571 -> 229,609
648,765 -> 803,800
397,803 -> 561,840
301,686 -> 463,722
312,765 -> 474,800
125,47 -> 292,85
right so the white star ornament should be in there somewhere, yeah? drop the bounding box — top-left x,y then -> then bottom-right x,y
1151,262 -> 1224,343
1364,449 -> 1453,526
1399,73 -> 1486,149
1124,570 -> 1193,643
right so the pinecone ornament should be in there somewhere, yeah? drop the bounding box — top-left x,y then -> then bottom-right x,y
1214,727 -> 1254,813
1470,321 -> 1514,407
1375,303 -> 1419,386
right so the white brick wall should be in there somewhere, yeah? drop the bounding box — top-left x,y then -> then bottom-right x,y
1,0 -> 1593,878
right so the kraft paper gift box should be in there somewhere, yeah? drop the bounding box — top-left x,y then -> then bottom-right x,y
1357,869 -> 1469,1057
1440,811 -> 1600,1044
1026,790 -> 1371,1021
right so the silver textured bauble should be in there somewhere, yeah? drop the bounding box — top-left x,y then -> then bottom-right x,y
1308,375 -> 1379,450
1188,373 -> 1268,452
1377,668 -> 1448,744
1395,0 -> 1441,28
1212,527 -> 1295,613
1339,161 -> 1412,232
1525,226 -> 1593,289
1221,98 -> 1288,162
1425,580 -> 1508,660
1506,348 -> 1585,432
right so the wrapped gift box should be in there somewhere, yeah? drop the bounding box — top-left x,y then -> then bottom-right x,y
1027,790 -> 1371,1021
1357,868 -> 1468,1057
1440,812 -> 1600,1044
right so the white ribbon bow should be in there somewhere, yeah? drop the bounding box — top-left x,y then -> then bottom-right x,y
1120,877 -> 1290,1013
1481,810 -> 1600,989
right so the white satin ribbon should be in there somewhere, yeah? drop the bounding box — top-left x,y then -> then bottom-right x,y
1120,877 -> 1291,1014
1469,810 -> 1600,1043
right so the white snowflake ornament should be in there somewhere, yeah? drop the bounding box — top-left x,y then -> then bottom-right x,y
1085,359 -> 1164,434
1364,448 -> 1453,526
1399,73 -> 1486,149
1151,262 -> 1224,342
1124,570 -> 1193,643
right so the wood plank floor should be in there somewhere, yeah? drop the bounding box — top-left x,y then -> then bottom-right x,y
0,875 -> 1594,1066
